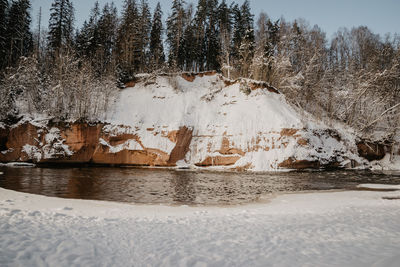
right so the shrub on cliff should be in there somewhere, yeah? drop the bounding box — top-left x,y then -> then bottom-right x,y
0,55 -> 117,123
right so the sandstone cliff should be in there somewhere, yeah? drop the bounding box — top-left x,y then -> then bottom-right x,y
0,73 -> 386,170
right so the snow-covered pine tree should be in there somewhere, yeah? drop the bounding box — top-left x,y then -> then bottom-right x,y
149,2 -> 165,70
5,0 -> 33,67
48,0 -> 74,57
166,0 -> 186,69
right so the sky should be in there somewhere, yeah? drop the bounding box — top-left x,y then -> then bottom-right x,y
31,0 -> 400,39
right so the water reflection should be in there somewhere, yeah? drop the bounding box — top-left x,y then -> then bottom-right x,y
0,167 -> 400,205
171,171 -> 196,204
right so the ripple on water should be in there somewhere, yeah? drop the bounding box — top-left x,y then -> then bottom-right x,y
0,167 -> 399,205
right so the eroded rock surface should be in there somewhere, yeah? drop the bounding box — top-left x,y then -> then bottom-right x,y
357,141 -> 387,161
0,121 -> 363,170
0,122 -> 195,167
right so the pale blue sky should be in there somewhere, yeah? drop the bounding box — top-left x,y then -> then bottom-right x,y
31,0 -> 399,39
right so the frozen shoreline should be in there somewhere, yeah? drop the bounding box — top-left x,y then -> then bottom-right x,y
1,187 -> 400,266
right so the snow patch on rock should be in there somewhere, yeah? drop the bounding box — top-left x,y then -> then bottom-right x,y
22,144 -> 42,162
42,128 -> 73,159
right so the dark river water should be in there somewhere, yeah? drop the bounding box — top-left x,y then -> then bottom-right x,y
1,166 -> 400,205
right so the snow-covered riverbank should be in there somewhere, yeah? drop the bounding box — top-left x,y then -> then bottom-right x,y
1,187 -> 400,266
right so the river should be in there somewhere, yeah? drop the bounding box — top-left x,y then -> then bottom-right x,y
1,166 -> 400,205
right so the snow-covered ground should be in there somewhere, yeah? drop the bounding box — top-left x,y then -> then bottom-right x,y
2,187 -> 400,267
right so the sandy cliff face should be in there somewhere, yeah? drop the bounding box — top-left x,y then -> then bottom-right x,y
0,122 -> 194,167
0,73 -> 374,170
0,121 -> 359,169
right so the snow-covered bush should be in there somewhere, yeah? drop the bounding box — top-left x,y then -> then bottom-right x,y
0,57 -> 43,121
0,55 -> 117,123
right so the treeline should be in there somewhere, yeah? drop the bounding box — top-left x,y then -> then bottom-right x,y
0,0 -> 399,141
0,0 -> 261,82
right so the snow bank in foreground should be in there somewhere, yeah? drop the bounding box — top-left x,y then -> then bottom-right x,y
1,188 -> 400,266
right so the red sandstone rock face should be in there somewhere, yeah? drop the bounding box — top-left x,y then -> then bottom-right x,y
0,123 -> 41,162
0,122 -> 195,167
92,147 -> 158,166
357,141 -> 386,161
167,127 -> 193,165
181,73 -> 196,82
278,157 -> 321,169
248,81 -> 280,94
218,137 -> 245,156
195,156 -> 241,167
59,123 -> 103,163
0,121 -> 367,170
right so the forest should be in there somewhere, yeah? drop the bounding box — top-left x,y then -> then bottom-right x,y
0,0 -> 399,143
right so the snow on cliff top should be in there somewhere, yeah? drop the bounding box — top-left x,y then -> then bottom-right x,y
109,74 -> 304,134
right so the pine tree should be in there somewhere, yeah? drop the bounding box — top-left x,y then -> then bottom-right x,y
34,7 -> 42,60
239,27 -> 255,77
138,0 -> 152,72
75,21 -> 91,57
5,0 -> 33,67
240,0 -> 253,30
48,0 -> 74,56
87,1 -> 101,58
166,0 -> 186,68
75,1 -> 104,70
290,21 -> 305,73
116,0 -> 139,82
252,13 -> 280,82
0,0 -> 8,70
231,3 -> 242,57
192,0 -> 207,71
231,0 -> 254,77
205,0 -> 220,71
149,2 -> 165,70
181,21 -> 196,71
191,0 -> 221,71
97,2 -> 118,75
218,0 -> 232,77
234,0 -> 254,50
